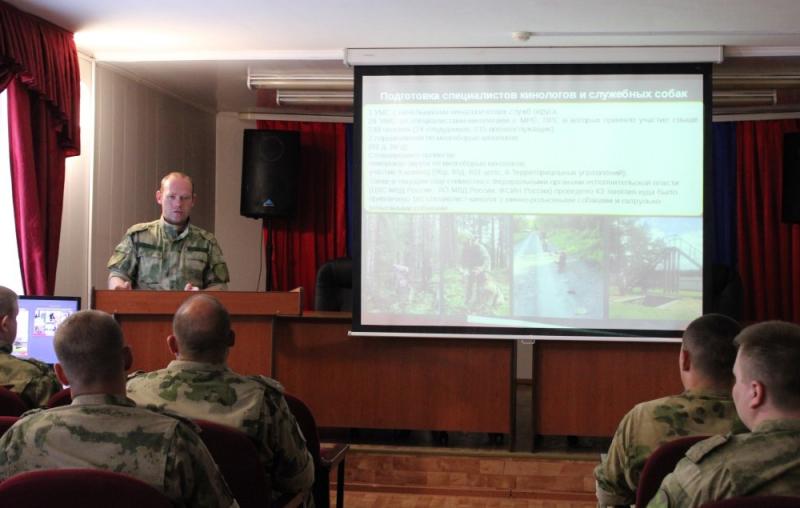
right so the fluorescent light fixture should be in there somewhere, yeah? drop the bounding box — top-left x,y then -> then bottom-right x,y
712,90 -> 777,107
247,74 -> 353,91
344,46 -> 723,66
713,74 -> 800,88
275,90 -> 353,106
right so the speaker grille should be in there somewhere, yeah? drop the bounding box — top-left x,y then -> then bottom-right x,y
240,130 -> 300,219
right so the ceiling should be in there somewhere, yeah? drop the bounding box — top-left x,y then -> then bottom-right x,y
8,0 -> 800,116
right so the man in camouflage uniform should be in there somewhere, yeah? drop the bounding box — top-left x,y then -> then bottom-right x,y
648,321 -> 800,507
594,313 -> 746,507
107,171 -> 229,290
0,309 -> 238,508
0,286 -> 61,408
127,294 -> 314,501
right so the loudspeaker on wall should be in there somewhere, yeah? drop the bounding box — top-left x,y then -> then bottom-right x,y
784,132 -> 800,223
241,129 -> 300,218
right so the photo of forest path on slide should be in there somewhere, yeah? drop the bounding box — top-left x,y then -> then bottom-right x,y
512,217 -> 604,319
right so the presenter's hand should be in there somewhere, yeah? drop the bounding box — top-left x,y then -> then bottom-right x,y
109,277 -> 132,290
184,283 -> 200,291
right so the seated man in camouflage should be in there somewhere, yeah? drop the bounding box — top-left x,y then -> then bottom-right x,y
594,313 -> 746,507
0,309 -> 238,508
107,171 -> 229,291
127,294 -> 314,500
649,321 -> 800,507
0,285 -> 61,408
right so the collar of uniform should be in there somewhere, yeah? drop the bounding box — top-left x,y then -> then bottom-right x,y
167,359 -> 229,372
0,343 -> 12,354
159,217 -> 191,241
71,393 -> 136,407
682,388 -> 732,400
752,418 -> 800,434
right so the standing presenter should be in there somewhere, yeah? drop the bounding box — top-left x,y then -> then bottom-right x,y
107,172 -> 229,291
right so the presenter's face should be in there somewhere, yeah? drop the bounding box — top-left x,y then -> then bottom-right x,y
157,176 -> 195,226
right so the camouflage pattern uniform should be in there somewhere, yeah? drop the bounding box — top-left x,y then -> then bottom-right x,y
648,419 -> 800,507
0,393 -> 239,508
127,360 -> 314,498
0,344 -> 61,408
107,218 -> 230,290
594,390 -> 745,507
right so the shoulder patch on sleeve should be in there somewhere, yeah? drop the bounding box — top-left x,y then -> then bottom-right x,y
685,434 -> 730,463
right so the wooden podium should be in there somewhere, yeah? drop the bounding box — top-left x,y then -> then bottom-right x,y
92,289 -> 302,375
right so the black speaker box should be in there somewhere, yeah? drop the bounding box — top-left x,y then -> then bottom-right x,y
784,132 -> 800,223
241,129 -> 300,218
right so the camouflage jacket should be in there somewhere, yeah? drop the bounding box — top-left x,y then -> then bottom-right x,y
127,360 -> 314,496
648,419 -> 800,508
107,218 -> 230,290
0,344 -> 61,408
594,390 -> 745,507
0,393 -> 238,508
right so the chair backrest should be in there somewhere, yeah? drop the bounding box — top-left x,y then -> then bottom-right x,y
47,387 -> 72,408
314,257 -> 353,311
195,419 -> 271,508
0,386 -> 29,416
701,496 -> 800,507
636,435 -> 709,508
284,393 -> 321,461
0,415 -> 19,436
0,468 -> 172,508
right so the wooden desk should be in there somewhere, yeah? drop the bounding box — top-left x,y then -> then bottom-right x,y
273,312 -> 516,435
93,290 -> 301,376
532,340 -> 683,438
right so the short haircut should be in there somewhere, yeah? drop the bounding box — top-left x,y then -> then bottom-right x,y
54,310 -> 125,385
160,171 -> 194,194
173,295 -> 231,358
0,285 -> 17,318
734,320 -> 800,410
683,313 -> 742,383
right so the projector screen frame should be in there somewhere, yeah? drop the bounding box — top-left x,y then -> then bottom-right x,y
352,62 -> 712,341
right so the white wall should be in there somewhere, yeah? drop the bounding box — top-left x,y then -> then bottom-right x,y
90,64 -> 216,290
213,113 -> 264,291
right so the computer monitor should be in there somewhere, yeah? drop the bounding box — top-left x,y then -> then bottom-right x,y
13,295 -> 81,364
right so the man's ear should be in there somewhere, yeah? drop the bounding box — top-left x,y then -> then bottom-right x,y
679,348 -> 691,372
122,345 -> 133,371
167,335 -> 180,356
54,363 -> 69,386
751,380 -> 766,409
227,329 -> 235,348
155,188 -> 163,205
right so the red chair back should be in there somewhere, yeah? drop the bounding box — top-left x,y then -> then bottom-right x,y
0,468 -> 172,507
0,387 -> 29,416
46,387 -> 72,408
0,415 -> 19,436
195,419 -> 270,508
636,435 -> 708,507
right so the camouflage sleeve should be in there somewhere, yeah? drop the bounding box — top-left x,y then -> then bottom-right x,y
19,370 -> 62,408
645,486 -> 674,508
594,409 -> 640,506
164,421 -> 239,508
203,236 -> 229,289
264,393 -> 314,494
107,233 -> 137,281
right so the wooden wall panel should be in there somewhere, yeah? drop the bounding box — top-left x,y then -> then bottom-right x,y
533,341 -> 683,437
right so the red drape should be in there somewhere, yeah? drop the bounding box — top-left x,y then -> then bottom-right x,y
0,1 -> 79,295
736,119 -> 800,322
256,120 -> 348,309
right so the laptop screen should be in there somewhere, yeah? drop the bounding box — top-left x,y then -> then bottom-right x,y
13,296 -> 81,364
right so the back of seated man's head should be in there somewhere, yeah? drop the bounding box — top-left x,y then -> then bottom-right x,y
0,286 -> 18,344
733,321 -> 800,419
54,310 -> 125,387
172,295 -> 232,362
682,313 -> 742,385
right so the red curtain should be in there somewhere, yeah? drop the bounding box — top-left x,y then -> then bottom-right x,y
256,120 -> 348,309
736,119 -> 800,322
1,1 -> 80,295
